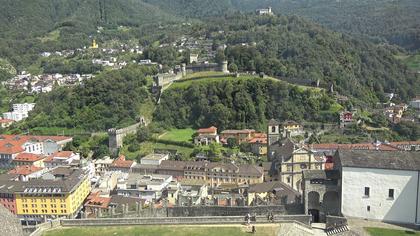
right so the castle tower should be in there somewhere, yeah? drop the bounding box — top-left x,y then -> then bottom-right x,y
221,60 -> 228,73
181,63 -> 187,77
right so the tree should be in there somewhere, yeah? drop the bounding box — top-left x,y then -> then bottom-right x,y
226,138 -> 237,148
137,126 -> 151,143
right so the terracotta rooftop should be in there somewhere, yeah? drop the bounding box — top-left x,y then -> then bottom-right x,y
13,153 -> 44,162
44,151 -> 76,162
0,135 -> 72,155
0,119 -> 14,123
221,129 -> 255,134
197,126 -> 217,134
84,192 -> 111,209
8,165 -> 43,176
249,136 -> 267,144
0,141 -> 25,154
111,155 -> 134,168
310,143 -> 401,151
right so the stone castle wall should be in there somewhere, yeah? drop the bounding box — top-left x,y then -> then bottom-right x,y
108,120 -> 146,154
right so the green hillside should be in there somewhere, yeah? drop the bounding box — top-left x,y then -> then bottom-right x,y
144,0 -> 420,50
0,0 -> 178,39
154,76 -> 339,130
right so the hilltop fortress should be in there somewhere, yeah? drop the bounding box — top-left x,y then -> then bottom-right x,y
153,61 -> 229,88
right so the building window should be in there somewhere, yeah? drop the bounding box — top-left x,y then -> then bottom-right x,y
364,187 -> 370,197
367,206 -> 370,212
388,189 -> 394,199
271,126 -> 276,133
286,177 -> 291,183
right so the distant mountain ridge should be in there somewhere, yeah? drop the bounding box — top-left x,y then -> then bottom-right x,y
0,0 -> 179,39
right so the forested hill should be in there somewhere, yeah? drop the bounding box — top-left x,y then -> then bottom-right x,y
0,0 -> 178,39
144,0 -> 420,50
205,15 -> 418,102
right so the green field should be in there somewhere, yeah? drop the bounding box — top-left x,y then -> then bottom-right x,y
396,53 -> 420,71
43,225 -> 278,236
159,128 -> 195,142
121,141 -> 195,160
366,227 -> 420,236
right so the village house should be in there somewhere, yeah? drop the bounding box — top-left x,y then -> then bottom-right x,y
0,135 -> 72,167
2,103 -> 35,121
43,151 -> 80,169
12,153 -> 45,167
8,165 -> 46,182
116,174 -> 173,203
93,156 -> 113,176
194,126 -> 219,145
409,96 -> 420,110
248,133 -> 268,155
247,181 -> 301,206
339,111 -> 355,128
140,153 -> 169,166
109,155 -> 136,173
220,129 -> 256,144
256,7 -> 273,15
0,118 -> 14,128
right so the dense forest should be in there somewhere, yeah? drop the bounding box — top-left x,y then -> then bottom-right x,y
144,0 -> 420,51
203,15 -> 418,103
154,78 -> 338,130
19,65 -> 156,131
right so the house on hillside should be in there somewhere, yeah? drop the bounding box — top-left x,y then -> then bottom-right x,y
194,126 -> 219,145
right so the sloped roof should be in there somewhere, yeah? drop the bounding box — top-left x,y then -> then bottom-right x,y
336,150 -> 420,171
197,126 -> 217,134
8,165 -> 43,176
13,153 -> 44,162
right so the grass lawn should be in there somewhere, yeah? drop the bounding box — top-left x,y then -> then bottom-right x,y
159,128 -> 195,142
43,225 -> 278,236
121,141 -> 195,160
396,53 -> 420,71
365,227 -> 420,236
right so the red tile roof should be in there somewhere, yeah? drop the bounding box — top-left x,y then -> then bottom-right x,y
84,192 -> 111,209
13,153 -> 44,162
8,165 -> 43,175
111,155 -> 134,168
197,126 -> 217,134
0,135 -> 72,155
221,129 -> 255,134
249,137 -> 267,144
0,141 -> 25,154
44,151 -> 75,163
310,143 -> 401,151
0,119 -> 14,123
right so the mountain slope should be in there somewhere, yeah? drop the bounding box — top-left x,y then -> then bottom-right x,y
0,0 -> 179,39
144,0 -> 420,50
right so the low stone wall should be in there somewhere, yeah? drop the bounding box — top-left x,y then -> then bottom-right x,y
29,219 -> 61,236
61,215 -> 312,227
168,205 -> 300,217
326,215 -> 348,229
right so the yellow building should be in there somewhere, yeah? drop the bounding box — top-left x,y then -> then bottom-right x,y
15,167 -> 91,222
